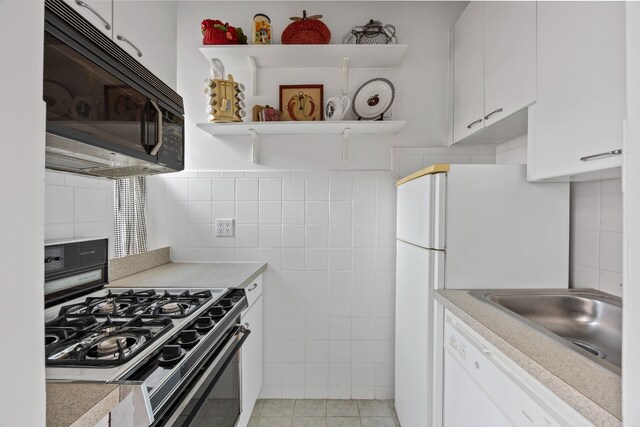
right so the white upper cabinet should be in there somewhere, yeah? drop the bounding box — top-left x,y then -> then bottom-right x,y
483,2 -> 536,126
452,2 -> 536,144
529,2 -> 626,180
113,1 -> 177,89
63,0 -> 112,38
453,2 -> 485,142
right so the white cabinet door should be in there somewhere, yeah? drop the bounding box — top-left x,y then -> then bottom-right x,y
484,1 -> 536,126
112,1 -> 177,89
63,0 -> 112,37
395,240 -> 433,427
239,294 -> 262,427
453,1 -> 485,142
530,1 -> 625,180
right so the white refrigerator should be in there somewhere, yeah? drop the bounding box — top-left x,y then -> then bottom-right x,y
394,164 -> 569,427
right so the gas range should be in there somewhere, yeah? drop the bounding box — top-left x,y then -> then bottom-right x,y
44,239 -> 251,425
45,287 -> 235,380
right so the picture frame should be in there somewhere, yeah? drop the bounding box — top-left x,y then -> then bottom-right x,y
104,85 -> 144,121
279,84 -> 324,121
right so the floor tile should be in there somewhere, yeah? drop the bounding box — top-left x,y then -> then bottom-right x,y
357,401 -> 391,417
262,399 -> 296,417
248,417 -> 259,427
326,417 -> 362,427
196,416 -> 236,427
295,400 -> 327,416
257,417 -> 294,427
252,400 -> 265,417
360,417 -> 396,427
292,416 -> 328,427
326,400 -> 359,417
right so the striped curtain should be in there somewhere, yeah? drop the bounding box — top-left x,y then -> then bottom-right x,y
113,176 -> 148,257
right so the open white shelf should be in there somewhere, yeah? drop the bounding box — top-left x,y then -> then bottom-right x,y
196,120 -> 406,164
199,44 -> 407,69
199,44 -> 408,95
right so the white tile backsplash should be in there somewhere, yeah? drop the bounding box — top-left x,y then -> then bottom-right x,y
570,180 -> 623,297
146,170 -> 398,399
393,145 -> 497,177
45,171 -> 114,256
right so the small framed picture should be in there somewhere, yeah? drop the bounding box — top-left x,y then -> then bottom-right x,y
279,84 -> 324,121
104,85 -> 144,121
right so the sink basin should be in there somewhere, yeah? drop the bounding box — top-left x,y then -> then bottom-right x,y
470,289 -> 622,374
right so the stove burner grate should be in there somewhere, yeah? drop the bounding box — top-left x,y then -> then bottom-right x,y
45,315 -> 173,367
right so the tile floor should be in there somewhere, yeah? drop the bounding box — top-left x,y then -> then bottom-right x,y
248,399 -> 401,427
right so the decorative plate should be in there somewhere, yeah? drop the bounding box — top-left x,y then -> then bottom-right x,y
352,78 -> 395,120
43,79 -> 73,117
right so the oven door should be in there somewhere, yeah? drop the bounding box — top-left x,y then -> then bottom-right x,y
155,324 -> 250,427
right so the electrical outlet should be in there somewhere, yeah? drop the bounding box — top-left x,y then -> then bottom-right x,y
215,219 -> 234,237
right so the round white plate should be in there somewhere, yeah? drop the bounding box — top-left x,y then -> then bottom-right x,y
352,78 -> 395,120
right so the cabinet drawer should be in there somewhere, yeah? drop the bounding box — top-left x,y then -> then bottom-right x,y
244,274 -> 262,309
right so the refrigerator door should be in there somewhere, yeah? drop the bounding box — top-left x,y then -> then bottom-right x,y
395,240 -> 434,427
397,173 -> 437,249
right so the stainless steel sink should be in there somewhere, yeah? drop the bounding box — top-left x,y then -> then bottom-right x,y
470,289 -> 622,374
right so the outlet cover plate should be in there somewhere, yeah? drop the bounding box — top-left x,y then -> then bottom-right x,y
216,219 -> 235,237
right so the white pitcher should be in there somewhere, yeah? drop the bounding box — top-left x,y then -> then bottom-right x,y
325,96 -> 351,121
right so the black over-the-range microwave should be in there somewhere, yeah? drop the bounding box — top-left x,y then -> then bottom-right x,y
43,0 -> 184,179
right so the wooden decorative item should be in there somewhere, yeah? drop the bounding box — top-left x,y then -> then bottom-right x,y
206,74 -> 246,123
279,85 -> 324,121
252,105 -> 266,122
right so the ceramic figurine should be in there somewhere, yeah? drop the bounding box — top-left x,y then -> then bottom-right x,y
252,14 -> 272,44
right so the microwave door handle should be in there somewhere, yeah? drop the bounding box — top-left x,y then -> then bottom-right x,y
149,100 -> 163,156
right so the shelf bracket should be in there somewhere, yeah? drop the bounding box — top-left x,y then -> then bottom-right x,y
248,56 -> 257,96
342,56 -> 349,96
342,128 -> 351,162
249,129 -> 260,164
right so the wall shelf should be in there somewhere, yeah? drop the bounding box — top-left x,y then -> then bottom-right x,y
199,44 -> 408,95
196,120 -> 406,164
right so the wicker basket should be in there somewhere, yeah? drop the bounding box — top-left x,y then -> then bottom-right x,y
281,10 -> 331,45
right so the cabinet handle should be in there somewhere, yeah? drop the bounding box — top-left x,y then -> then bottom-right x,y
74,0 -> 111,30
466,118 -> 482,129
580,149 -> 622,162
247,283 -> 258,292
116,35 -> 143,58
484,108 -> 503,121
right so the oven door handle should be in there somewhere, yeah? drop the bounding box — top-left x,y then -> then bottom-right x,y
161,325 -> 251,426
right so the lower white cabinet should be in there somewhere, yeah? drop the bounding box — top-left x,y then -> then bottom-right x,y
441,309 -> 593,427
238,276 -> 263,427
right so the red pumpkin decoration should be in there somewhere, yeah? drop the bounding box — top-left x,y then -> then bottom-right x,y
281,10 -> 331,45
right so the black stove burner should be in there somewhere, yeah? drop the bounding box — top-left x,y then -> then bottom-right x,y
45,315 -> 173,367
57,289 -> 213,319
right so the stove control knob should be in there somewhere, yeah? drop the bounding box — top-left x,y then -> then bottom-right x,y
179,330 -> 199,346
163,345 -> 182,360
196,316 -> 214,329
209,306 -> 225,317
219,298 -> 233,309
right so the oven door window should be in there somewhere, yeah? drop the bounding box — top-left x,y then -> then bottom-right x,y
157,326 -> 249,427
43,32 -> 152,159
